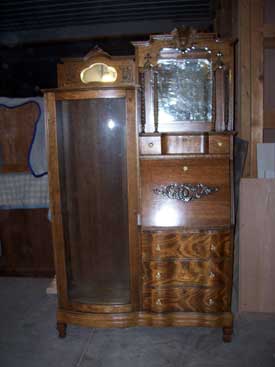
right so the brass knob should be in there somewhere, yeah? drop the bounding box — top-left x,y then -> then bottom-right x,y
148,142 -> 154,148
155,272 -> 161,280
217,141 -> 223,147
209,272 -> 215,279
210,243 -> 216,251
182,166 -> 188,172
156,299 -> 162,305
156,243 -> 161,251
208,298 -> 214,306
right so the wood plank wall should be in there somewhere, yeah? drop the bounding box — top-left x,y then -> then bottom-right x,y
217,0 -> 275,177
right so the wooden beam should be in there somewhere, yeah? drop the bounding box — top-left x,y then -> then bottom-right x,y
250,0 -> 264,177
264,37 -> 275,48
264,109 -> 275,128
238,0 -> 251,177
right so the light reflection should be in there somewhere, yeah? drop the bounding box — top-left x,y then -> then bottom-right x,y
154,203 -> 179,227
107,119 -> 115,129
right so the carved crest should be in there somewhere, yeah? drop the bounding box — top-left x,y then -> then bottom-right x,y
153,183 -> 219,202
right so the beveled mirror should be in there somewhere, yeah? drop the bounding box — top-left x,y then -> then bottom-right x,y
80,63 -> 117,84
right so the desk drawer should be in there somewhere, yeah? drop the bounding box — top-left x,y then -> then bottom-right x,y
162,135 -> 205,154
209,136 -> 230,154
143,286 -> 229,313
142,231 -> 231,260
142,259 -> 231,287
141,158 -> 231,227
139,136 -> 161,155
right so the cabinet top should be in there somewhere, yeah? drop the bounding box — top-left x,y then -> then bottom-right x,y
56,47 -> 136,89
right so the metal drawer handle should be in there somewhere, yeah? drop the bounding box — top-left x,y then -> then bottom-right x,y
208,298 -> 215,306
209,272 -> 215,279
156,243 -> 161,251
155,272 -> 161,280
210,243 -> 216,251
182,166 -> 188,172
217,141 -> 223,147
156,299 -> 162,305
148,142 -> 154,148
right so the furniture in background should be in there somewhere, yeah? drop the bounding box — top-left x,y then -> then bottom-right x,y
0,100 -> 54,277
45,29 -> 236,341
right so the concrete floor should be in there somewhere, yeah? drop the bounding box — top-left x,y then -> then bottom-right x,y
0,277 -> 275,367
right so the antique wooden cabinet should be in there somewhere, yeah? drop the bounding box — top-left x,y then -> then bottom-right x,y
45,30 -> 235,342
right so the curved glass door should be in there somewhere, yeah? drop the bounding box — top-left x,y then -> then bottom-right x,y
56,97 -> 130,305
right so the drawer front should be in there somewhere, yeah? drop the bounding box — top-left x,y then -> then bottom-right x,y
141,158 -> 231,227
143,287 -> 229,313
209,136 -> 230,154
162,135 -> 205,154
142,231 -> 231,260
139,136 -> 161,155
142,259 -> 231,287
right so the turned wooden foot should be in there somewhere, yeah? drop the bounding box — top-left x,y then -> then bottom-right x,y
223,327 -> 233,343
57,322 -> 67,338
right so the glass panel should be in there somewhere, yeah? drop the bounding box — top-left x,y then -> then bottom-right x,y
80,63 -> 117,83
157,58 -> 212,123
56,98 -> 130,305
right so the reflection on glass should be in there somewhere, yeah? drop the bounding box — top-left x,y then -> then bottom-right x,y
80,63 -> 117,83
157,58 -> 212,122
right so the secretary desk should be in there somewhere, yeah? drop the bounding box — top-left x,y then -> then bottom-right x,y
44,28 -> 236,342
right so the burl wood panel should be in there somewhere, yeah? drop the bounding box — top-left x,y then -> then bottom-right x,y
141,158 -> 231,227
0,102 -> 39,172
142,259 -> 232,287
239,178 -> 275,312
143,287 -> 229,313
142,231 -> 231,260
56,98 -> 131,305
0,209 -> 54,276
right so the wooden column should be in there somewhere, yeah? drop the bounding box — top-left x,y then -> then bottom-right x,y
237,0 -> 264,177
250,0 -> 264,177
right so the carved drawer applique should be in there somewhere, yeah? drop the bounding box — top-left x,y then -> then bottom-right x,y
153,183 -> 219,202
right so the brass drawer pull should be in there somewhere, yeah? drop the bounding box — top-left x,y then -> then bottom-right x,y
155,243 -> 161,251
209,271 -> 215,279
155,272 -> 161,280
182,166 -> 188,172
148,142 -> 154,148
156,299 -> 162,305
210,243 -> 216,252
217,141 -> 223,147
208,298 -> 214,306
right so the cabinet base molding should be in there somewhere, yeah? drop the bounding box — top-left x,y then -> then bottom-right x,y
57,309 -> 233,331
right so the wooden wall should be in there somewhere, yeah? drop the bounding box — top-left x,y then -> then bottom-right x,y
217,0 -> 275,177
0,102 -> 54,277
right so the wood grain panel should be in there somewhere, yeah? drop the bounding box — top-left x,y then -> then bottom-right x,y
141,158 -> 231,227
0,209 -> 54,276
0,102 -> 39,172
139,135 -> 161,155
57,308 -> 233,328
143,287 -> 229,313
239,178 -> 275,312
142,259 -> 232,287
209,135 -> 230,154
142,231 -> 231,260
162,135 -> 206,154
